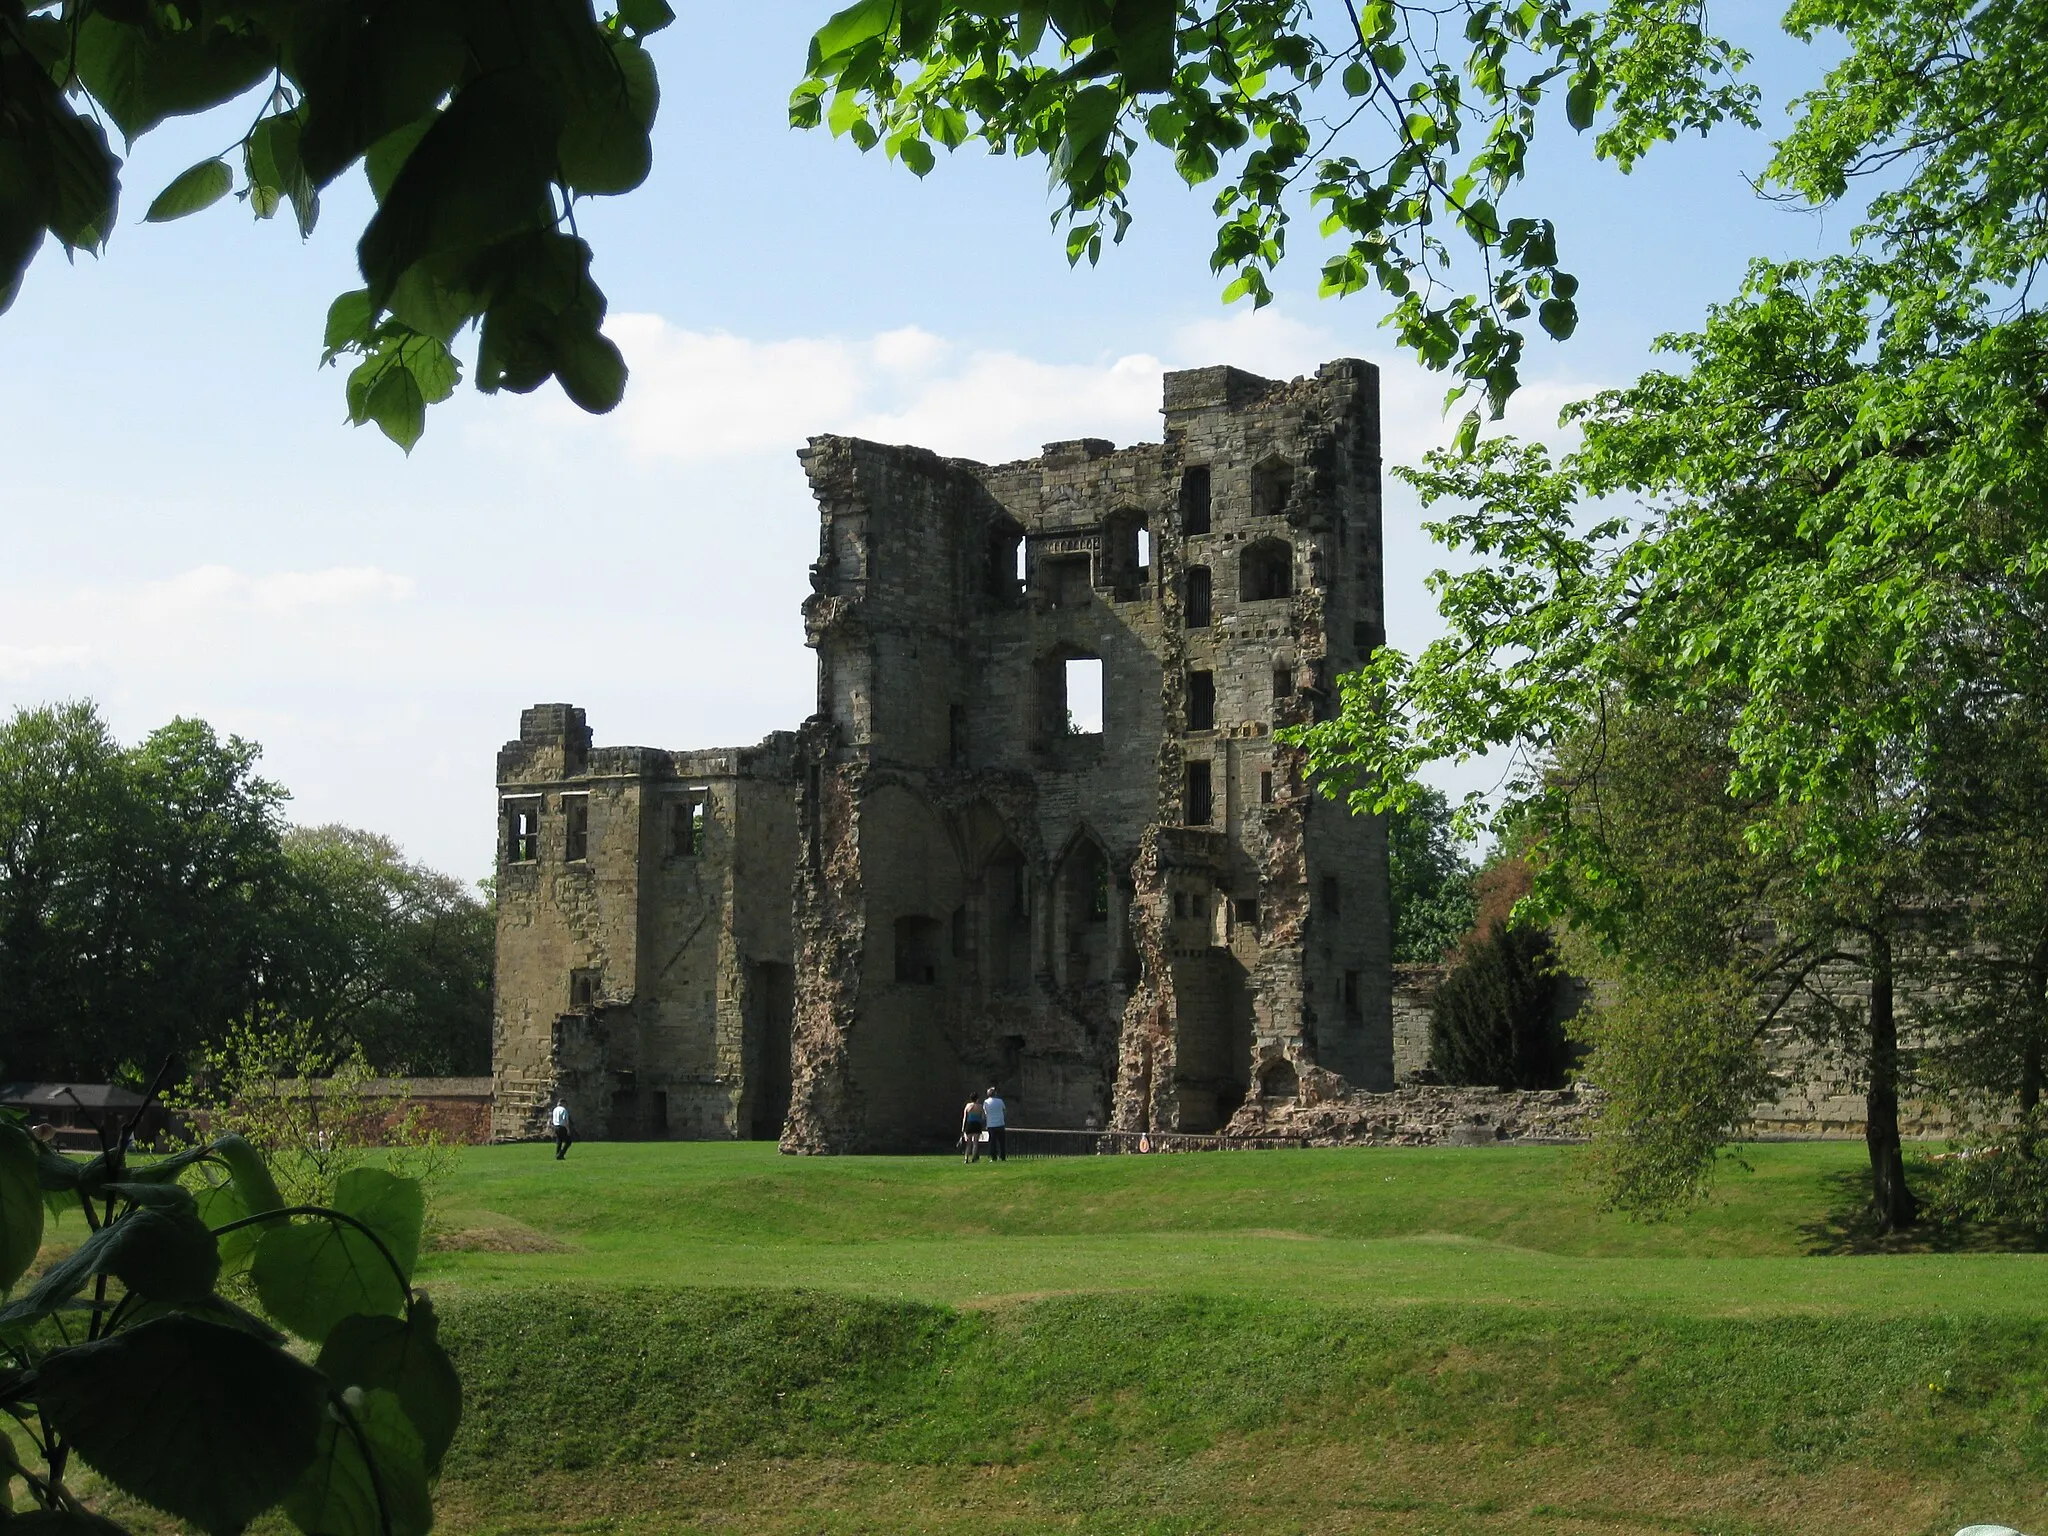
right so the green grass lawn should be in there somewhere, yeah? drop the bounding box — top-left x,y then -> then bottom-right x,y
50,1140 -> 2048,1535
421,1139 -> 2047,1315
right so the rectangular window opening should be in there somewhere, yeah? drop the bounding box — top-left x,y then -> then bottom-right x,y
1187,669 -> 1215,732
505,800 -> 540,864
1321,875 -> 1341,916
1065,656 -> 1104,735
1185,566 -> 1212,628
570,968 -> 601,1010
1234,898 -> 1259,926
1344,970 -> 1362,1019
948,703 -> 968,766
672,790 -> 709,856
1260,770 -> 1274,804
563,795 -> 589,862
1174,891 -> 1188,919
1273,664 -> 1294,699
1137,526 -> 1152,575
1185,760 -> 1213,825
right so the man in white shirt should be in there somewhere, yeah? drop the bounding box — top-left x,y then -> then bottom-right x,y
982,1087 -> 1007,1162
550,1101 -> 573,1160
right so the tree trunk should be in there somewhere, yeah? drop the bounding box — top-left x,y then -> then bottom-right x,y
1864,923 -> 1917,1232
2023,943 -> 2047,1115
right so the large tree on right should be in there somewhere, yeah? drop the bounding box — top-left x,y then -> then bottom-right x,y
1287,0 -> 2048,1230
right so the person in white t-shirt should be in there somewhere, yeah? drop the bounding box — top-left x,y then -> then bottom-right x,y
982,1087 -> 1007,1162
550,1101 -> 573,1160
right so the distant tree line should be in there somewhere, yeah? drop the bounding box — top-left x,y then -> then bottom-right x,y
0,699 -> 491,1083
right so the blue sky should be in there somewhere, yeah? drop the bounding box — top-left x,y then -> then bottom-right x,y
0,0 -> 1849,882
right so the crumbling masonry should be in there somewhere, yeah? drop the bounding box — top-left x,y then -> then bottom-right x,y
492,361 -> 1394,1150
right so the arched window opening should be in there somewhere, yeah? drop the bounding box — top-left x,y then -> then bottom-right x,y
1059,839 -> 1111,985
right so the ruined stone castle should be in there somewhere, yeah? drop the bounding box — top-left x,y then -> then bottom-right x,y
491,360 -> 1393,1150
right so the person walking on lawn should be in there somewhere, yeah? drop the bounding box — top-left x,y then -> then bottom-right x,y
960,1095 -> 987,1163
983,1086 -> 1008,1162
551,1100 -> 574,1160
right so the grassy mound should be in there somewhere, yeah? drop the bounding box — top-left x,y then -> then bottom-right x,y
439,1284 -> 2048,1490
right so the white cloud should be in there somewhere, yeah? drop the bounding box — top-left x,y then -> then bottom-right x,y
130,565 -> 416,621
0,644 -> 91,680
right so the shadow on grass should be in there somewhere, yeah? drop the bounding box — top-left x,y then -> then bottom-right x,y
1797,1157 -> 2048,1255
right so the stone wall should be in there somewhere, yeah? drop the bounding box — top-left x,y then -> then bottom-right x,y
782,361 -> 1394,1151
1226,1079 -> 1599,1145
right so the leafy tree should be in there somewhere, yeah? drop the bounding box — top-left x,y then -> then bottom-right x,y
0,0 -> 674,448
1427,919 -> 1567,1088
0,701 -> 492,1084
0,700 -> 135,1079
0,702 -> 297,1081
0,1107 -> 458,1533
795,0 -> 1755,416
1385,785 -> 1476,963
283,826 -> 493,1077
170,1012 -> 459,1214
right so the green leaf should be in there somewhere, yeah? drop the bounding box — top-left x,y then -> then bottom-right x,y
293,4 -> 468,187
43,108 -> 121,254
316,1302 -> 463,1475
251,1169 -> 423,1341
1110,0 -> 1176,92
0,1122 -> 43,1294
554,322 -> 628,413
8,1508 -> 133,1532
196,1180 -> 261,1273
72,11 -> 270,143
356,71 -> 559,309
247,113 -> 320,237
1566,78 -> 1595,131
898,136 -> 935,176
618,0 -> 675,35
214,1132 -> 283,1216
364,114 -> 437,204
0,1206 -> 218,1327
286,1387 -> 432,1536
1452,408 -> 1482,455
810,0 -> 895,65
145,155 -> 229,223
100,1180 -> 198,1214
557,41 -> 658,195
1538,296 -> 1577,339
36,1315 -> 326,1536
365,364 -> 426,452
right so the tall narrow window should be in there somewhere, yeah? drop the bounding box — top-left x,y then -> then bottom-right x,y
1187,669 -> 1215,731
948,703 -> 968,766
672,790 -> 709,856
569,968 -> 601,1009
1181,465 -> 1212,534
1185,760 -> 1213,825
1260,770 -> 1274,804
505,800 -> 539,863
1137,526 -> 1152,575
1185,566 -> 1212,627
1273,663 -> 1294,699
562,795 -> 589,862
1344,970 -> 1362,1019
1065,657 -> 1104,735
1321,875 -> 1341,916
